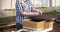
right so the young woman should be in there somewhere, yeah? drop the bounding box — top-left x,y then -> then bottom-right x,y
16,0 -> 42,30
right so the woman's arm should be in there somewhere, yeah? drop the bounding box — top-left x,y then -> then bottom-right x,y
21,12 -> 40,16
21,7 -> 42,16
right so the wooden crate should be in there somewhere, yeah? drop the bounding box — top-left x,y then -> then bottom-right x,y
23,19 -> 45,31
44,21 -> 53,29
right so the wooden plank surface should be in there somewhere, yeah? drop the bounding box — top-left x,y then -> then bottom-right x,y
0,23 -> 16,28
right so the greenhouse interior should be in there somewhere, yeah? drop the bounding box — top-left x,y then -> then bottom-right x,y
0,0 -> 60,32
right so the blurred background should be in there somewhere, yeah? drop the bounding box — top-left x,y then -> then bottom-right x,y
0,0 -> 60,32
0,0 -> 60,24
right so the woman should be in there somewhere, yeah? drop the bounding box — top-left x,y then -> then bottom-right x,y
16,0 -> 42,30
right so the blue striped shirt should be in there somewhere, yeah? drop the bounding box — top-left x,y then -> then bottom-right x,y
16,0 -> 34,24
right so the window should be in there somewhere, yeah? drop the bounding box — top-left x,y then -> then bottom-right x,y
31,0 -> 60,7
43,0 -> 50,7
31,0 -> 50,7
52,0 -> 60,7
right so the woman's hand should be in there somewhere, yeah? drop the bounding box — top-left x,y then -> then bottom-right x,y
33,9 -> 43,15
29,12 -> 39,16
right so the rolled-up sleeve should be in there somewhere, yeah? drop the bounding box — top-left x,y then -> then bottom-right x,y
16,0 -> 23,15
31,4 -> 35,12
31,6 -> 34,11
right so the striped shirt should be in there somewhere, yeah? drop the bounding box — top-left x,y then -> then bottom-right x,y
16,0 -> 34,24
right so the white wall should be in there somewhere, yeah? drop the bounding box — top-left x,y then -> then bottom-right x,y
11,0 -> 16,9
1,0 -> 16,9
1,0 -> 11,9
0,1 -> 1,11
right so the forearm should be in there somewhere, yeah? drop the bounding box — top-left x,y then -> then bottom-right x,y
21,12 -> 41,16
21,12 -> 31,16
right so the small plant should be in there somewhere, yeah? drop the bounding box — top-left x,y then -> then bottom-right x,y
42,8 -> 48,12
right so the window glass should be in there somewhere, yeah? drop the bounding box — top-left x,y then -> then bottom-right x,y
31,0 -> 49,7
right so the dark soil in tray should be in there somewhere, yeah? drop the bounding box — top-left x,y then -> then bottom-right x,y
29,15 -> 56,22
